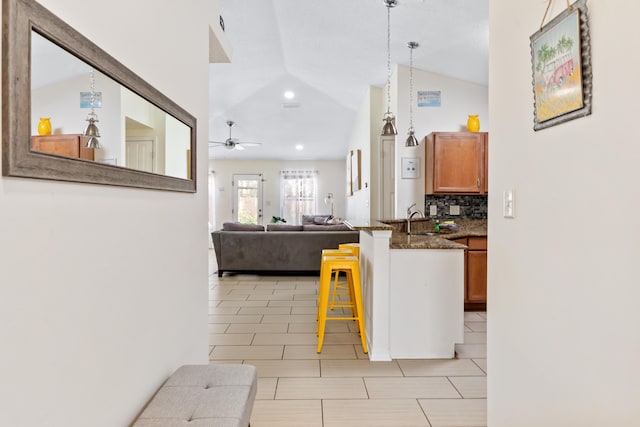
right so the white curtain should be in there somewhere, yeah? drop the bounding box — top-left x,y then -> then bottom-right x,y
280,170 -> 318,225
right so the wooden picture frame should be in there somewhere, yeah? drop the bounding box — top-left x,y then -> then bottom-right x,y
351,149 -> 361,192
346,150 -> 353,196
2,0 -> 197,192
530,0 -> 591,131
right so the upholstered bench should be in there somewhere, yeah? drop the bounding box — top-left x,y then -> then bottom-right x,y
132,364 -> 258,427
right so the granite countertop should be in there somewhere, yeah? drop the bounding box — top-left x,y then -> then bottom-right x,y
344,217 -> 487,250
343,219 -> 393,231
384,218 -> 487,250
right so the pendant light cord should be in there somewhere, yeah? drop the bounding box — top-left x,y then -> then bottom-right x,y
386,4 -> 392,114
381,0 -> 398,136
409,45 -> 414,129
87,67 -> 99,123
405,41 -> 420,147
89,68 -> 96,117
407,42 -> 419,130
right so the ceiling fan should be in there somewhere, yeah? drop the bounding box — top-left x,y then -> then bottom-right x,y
208,120 -> 262,151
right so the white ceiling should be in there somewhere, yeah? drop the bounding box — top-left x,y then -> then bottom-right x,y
208,0 -> 489,160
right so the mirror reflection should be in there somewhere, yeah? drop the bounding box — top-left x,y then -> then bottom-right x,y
30,31 -> 192,180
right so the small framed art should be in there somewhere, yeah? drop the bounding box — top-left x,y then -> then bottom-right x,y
401,157 -> 419,179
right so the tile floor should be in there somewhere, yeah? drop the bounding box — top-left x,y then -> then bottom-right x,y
209,250 -> 487,427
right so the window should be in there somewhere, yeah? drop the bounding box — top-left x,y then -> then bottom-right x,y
233,174 -> 263,224
280,170 -> 318,225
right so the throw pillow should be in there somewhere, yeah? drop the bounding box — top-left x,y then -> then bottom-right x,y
313,216 -> 332,225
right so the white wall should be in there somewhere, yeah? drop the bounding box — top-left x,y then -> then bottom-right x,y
32,71 -> 119,136
345,87 -> 377,221
165,114 -> 191,179
489,2 -> 640,426
32,72 -> 121,154
209,159 -> 345,229
393,65 -> 489,215
369,87 -> 385,220
360,66 -> 488,220
0,1 -> 213,426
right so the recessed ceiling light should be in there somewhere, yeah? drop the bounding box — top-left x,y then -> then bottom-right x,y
284,91 -> 295,100
295,144 -> 303,151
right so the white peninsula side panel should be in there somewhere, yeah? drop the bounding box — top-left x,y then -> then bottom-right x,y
359,229 -> 393,361
359,226 -> 465,360
389,248 -> 465,359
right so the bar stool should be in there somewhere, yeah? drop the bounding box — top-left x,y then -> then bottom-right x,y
317,254 -> 367,354
330,243 -> 360,309
320,249 -> 356,318
339,242 -> 360,257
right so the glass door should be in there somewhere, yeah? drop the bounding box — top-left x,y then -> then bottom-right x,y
232,174 -> 263,224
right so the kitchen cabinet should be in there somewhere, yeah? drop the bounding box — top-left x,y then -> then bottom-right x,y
31,134 -> 95,160
453,236 -> 487,309
425,132 -> 488,194
483,135 -> 488,193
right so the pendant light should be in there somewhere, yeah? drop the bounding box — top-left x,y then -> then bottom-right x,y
405,41 -> 419,147
83,67 -> 101,149
381,0 -> 398,136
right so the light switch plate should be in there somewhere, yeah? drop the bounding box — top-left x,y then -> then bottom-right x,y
429,205 -> 438,216
503,190 -> 514,218
449,205 -> 460,215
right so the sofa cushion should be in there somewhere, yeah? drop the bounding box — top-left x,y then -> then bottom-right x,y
266,224 -> 304,231
222,222 -> 265,231
302,224 -> 351,231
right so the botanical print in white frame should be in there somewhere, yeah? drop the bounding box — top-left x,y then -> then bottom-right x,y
401,157 -> 419,179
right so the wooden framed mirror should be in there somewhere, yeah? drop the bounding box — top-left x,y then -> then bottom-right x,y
2,0 -> 197,192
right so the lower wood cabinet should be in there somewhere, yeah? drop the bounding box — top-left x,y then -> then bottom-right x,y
454,236 -> 487,309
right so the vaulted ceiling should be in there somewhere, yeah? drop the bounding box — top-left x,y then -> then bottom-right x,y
208,0 -> 488,160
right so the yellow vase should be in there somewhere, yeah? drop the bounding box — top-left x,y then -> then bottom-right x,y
37,117 -> 52,135
467,115 -> 480,132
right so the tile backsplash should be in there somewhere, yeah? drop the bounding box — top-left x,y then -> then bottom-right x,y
424,194 -> 488,220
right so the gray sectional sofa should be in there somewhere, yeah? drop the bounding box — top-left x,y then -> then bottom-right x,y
211,218 -> 359,277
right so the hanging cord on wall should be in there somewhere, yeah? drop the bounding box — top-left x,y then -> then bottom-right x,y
540,0 -> 573,30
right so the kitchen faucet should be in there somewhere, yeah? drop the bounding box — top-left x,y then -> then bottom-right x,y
406,203 -> 424,235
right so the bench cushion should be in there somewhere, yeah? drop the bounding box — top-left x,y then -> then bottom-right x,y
133,365 -> 257,427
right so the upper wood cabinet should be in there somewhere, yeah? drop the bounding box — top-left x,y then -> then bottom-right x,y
31,134 -> 95,161
425,132 -> 488,194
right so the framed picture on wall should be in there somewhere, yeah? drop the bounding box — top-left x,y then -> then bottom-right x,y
401,157 -> 419,179
530,0 -> 591,130
351,149 -> 361,192
346,150 -> 353,196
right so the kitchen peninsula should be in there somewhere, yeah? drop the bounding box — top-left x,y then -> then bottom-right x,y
344,218 -> 486,361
